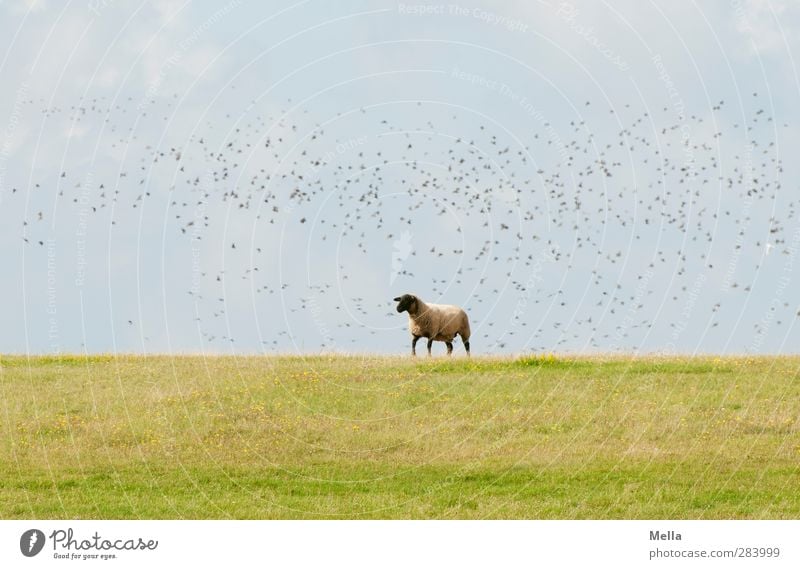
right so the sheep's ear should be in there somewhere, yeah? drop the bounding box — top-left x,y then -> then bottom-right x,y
393,297 -> 401,302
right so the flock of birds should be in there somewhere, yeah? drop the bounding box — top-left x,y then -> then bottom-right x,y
13,89 -> 798,354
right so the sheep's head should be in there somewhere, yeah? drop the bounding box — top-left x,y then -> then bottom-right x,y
394,294 -> 418,314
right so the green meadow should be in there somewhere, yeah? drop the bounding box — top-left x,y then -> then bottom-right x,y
1,354 -> 798,519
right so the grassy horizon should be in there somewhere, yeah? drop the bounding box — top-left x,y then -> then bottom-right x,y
1,354 -> 798,519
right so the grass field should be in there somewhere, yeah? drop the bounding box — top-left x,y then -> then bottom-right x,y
1,354 -> 798,519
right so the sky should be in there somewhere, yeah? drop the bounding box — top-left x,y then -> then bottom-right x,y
1,0 -> 800,355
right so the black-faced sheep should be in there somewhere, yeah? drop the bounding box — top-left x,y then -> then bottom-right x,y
393,294 -> 471,356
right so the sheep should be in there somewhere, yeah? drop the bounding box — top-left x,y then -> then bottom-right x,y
393,294 -> 471,356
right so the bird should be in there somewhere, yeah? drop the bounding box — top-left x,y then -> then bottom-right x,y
10,89 -> 794,355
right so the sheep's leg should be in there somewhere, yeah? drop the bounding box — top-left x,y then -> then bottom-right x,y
411,335 -> 420,356
464,341 -> 470,356
446,341 -> 453,356
427,338 -> 433,356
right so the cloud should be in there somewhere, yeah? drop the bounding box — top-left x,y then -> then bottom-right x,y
8,0 -> 46,13
733,0 -> 798,55
63,123 -> 89,139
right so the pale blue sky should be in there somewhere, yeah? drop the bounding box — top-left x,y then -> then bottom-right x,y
1,0 -> 799,355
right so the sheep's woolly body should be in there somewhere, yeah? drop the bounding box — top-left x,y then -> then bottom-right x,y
408,299 -> 470,343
